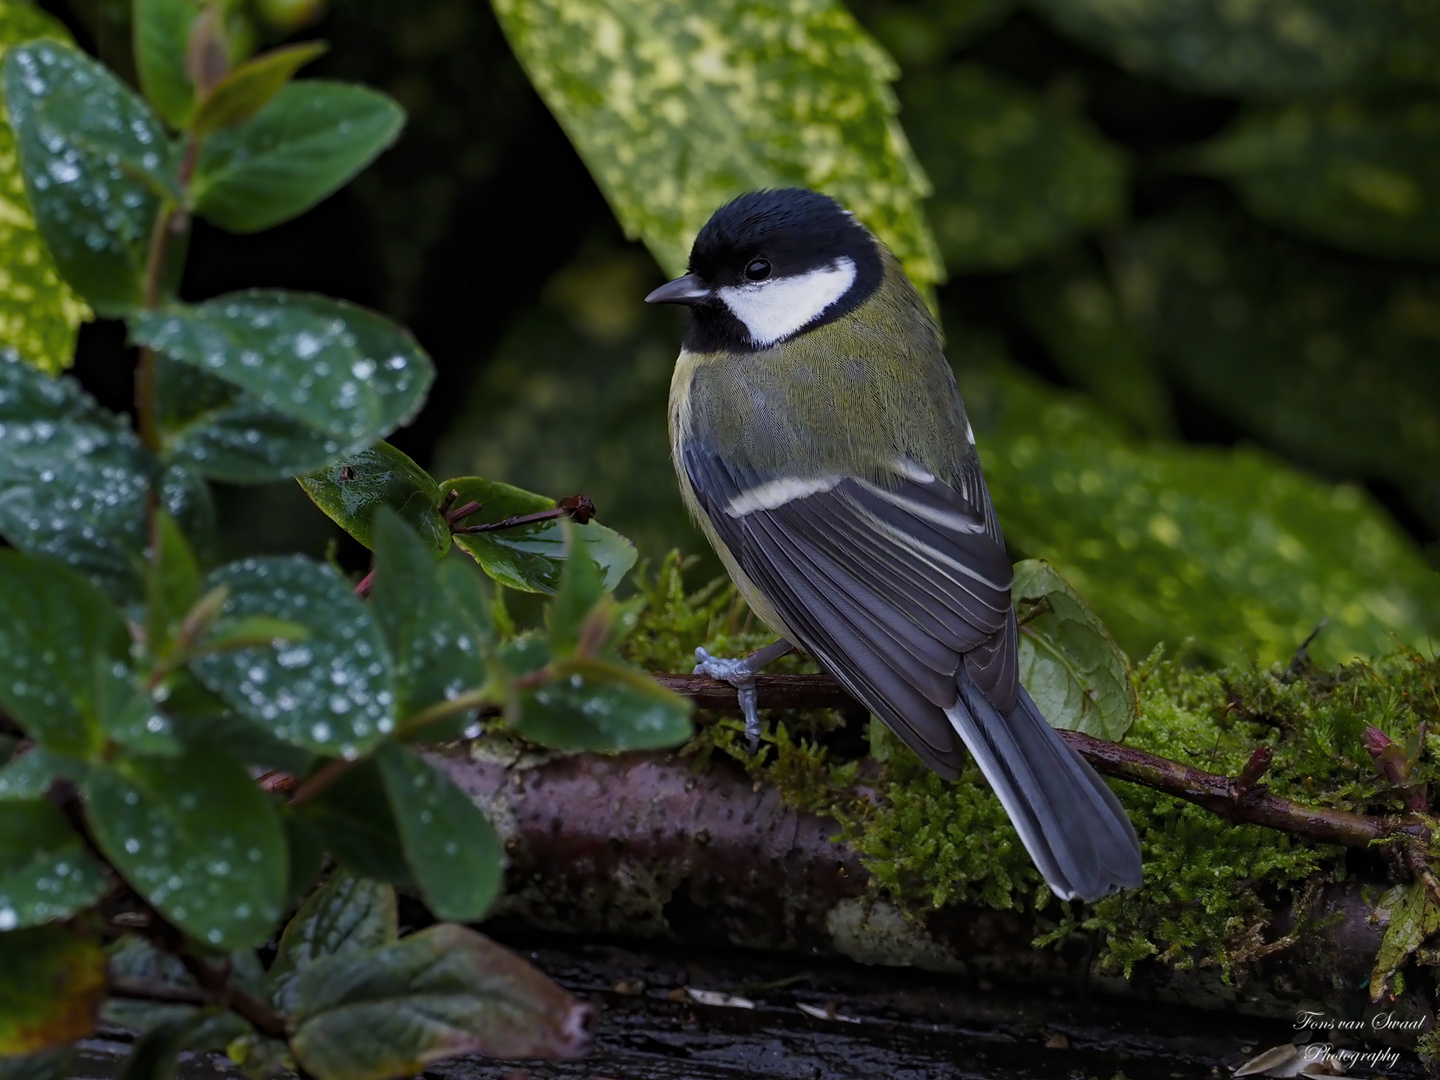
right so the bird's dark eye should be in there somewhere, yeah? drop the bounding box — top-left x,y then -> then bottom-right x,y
744,258 -> 771,282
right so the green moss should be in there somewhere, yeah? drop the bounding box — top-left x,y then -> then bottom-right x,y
626,552 -> 1440,982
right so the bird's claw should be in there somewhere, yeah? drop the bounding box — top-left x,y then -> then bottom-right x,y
693,646 -> 763,753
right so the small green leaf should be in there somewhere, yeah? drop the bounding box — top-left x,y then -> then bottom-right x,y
0,748 -> 88,802
901,65 -> 1125,272
0,800 -> 109,929
132,291 -> 434,473
492,0 -> 942,291
295,760 -> 412,887
298,442 -> 449,555
146,509 -> 201,659
511,655 -> 692,752
548,523 -> 604,658
2,40 -> 176,314
0,926 -> 106,1055
134,0 -> 199,128
192,41 -> 327,134
0,352 -> 213,603
1011,559 -> 1137,741
1371,880 -> 1440,1001
371,510 -> 490,720
1199,100 -> 1440,264
289,923 -> 591,1080
0,6 -> 90,373
192,556 -> 397,757
83,742 -> 287,949
376,743 -> 501,923
190,81 -> 403,232
1026,0 -> 1440,97
268,869 -> 397,1014
0,551 -> 133,757
444,477 -> 636,594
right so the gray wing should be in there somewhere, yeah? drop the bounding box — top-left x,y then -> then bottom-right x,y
682,439 -> 1017,778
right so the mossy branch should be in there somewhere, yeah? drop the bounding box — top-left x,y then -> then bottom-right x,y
668,669 -> 1432,852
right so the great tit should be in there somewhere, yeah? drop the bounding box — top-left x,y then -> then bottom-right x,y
645,188 -> 1142,902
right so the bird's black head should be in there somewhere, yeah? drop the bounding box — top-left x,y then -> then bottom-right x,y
645,188 -> 883,353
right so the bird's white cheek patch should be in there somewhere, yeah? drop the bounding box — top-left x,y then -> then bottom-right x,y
717,257 -> 857,347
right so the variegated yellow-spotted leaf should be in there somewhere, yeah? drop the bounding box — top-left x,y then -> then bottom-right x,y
491,0 -> 943,293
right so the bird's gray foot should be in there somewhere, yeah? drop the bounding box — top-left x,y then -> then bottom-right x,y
693,646 -> 763,751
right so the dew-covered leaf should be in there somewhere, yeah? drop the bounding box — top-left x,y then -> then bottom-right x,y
146,509 -> 201,659
1025,0 -> 1440,98
0,748 -> 88,802
192,556 -> 397,757
1,40 -> 176,314
492,0 -> 942,291
289,923 -> 591,1080
132,291 -> 434,470
0,351 -> 213,602
269,869 -> 397,1015
0,926 -> 106,1055
0,800 -> 109,930
82,741 -> 286,949
192,42 -> 327,135
298,442 -> 448,555
963,359 -> 1440,665
444,477 -> 636,594
375,743 -> 500,923
1108,204 -> 1440,533
901,65 -> 1125,272
189,80 -> 403,232
161,671 -> 318,776
1198,100 -> 1440,264
512,655 -> 693,752
1012,559 -> 1137,741
1012,253 -> 1174,438
294,759 -> 412,887
152,356 -> 353,483
370,511 -> 489,721
0,6 -> 90,373
0,550 -> 132,757
133,0 -> 199,128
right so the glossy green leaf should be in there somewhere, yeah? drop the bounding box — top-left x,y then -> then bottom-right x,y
963,360 -> 1440,665
1026,0 -> 1440,98
1108,205 -> 1440,532
295,759 -> 413,886
513,655 -> 693,751
289,923 -> 591,1080
0,551 -> 132,757
190,81 -> 403,232
1199,100 -> 1440,264
376,743 -> 500,922
1012,254 -> 1174,437
548,524 -> 604,658
0,352 -> 213,602
492,0 -> 942,291
0,801 -> 108,929
371,511 -> 489,720
269,869 -> 397,1014
192,556 -> 396,756
192,41 -> 327,134
298,442 -> 449,555
901,65 -> 1125,272
132,291 -> 434,476
0,926 -> 105,1055
1012,559 -> 1137,741
83,741 -> 286,949
146,509 -> 201,659
152,356 -> 353,483
444,477 -> 636,594
133,0 -> 199,128
2,40 -> 176,314
0,5 -> 90,373
0,748 -> 88,802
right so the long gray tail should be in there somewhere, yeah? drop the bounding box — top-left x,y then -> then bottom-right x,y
946,675 -> 1142,901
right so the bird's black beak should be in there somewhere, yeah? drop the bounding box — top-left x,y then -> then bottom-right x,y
645,273 -> 711,306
